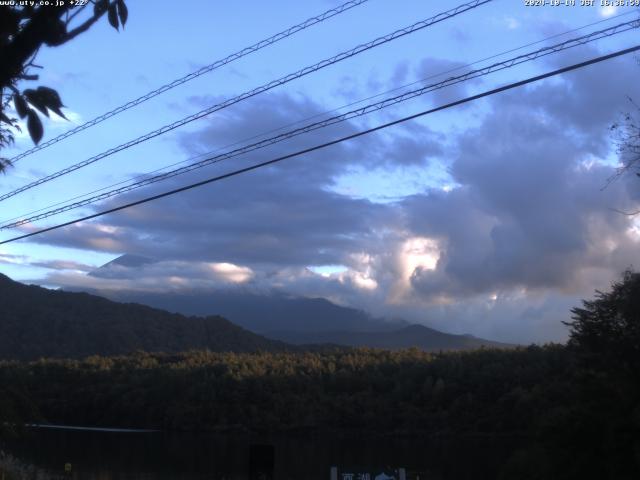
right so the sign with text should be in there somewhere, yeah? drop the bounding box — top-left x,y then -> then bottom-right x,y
330,467 -> 406,480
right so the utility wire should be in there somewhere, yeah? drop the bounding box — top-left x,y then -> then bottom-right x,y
8,0 -> 371,163
2,14 -> 636,228
0,0 -> 492,204
3,18 -> 637,229
4,9 -> 633,227
2,44 -> 637,246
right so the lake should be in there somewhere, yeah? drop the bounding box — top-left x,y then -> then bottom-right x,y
2,427 -> 521,479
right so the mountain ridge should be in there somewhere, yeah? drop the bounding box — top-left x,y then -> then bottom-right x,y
267,324 -> 514,351
0,273 -> 289,360
81,287 -> 405,334
68,254 -> 515,351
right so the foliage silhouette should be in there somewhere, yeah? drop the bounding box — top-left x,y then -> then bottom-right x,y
0,0 -> 127,171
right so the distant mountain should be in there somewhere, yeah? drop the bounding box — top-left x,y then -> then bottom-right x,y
88,253 -> 155,278
0,274 -> 289,361
74,283 -> 513,351
82,255 -> 404,333
59,254 -> 513,353
98,289 -> 404,334
269,324 -> 514,351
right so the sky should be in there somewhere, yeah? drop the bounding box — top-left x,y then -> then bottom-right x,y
1,0 -> 639,343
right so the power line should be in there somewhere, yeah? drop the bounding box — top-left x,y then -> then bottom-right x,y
5,7 -> 635,230
0,0 -> 492,204
329,8 -> 640,113
2,44 -> 637,246
6,8 -> 632,228
8,0 -> 371,163
4,18 -> 638,229
3,5 -> 637,228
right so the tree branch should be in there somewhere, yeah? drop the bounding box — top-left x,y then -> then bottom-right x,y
65,3 -> 89,25
50,2 -> 112,45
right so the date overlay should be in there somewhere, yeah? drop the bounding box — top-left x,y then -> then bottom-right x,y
525,0 -> 640,6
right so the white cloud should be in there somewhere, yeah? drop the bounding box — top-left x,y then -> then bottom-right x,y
28,62 -> 640,344
504,16 -> 520,30
308,264 -> 348,277
44,259 -> 256,293
599,5 -> 618,17
389,236 -> 441,304
208,262 -> 253,283
338,270 -> 378,291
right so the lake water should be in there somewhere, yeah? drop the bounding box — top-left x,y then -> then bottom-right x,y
2,427 -> 520,479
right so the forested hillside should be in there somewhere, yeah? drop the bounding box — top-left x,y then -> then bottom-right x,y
0,344 -> 637,477
1,272 -> 639,477
0,274 -> 288,359
0,347 -> 566,433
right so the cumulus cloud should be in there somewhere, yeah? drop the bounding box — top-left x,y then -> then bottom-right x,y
393,47 -> 640,328
47,259 -> 254,293
44,257 -> 387,315
27,92 -> 430,270
29,50 -> 640,342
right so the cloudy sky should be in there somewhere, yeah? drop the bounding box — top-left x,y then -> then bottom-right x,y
1,0 -> 639,343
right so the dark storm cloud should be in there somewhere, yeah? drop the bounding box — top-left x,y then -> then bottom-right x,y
30,50 -> 640,343
33,182 -> 396,268
31,92 -> 422,268
401,48 -> 640,301
515,44 -> 640,153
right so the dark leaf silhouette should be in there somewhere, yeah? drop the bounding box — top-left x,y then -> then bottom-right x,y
26,110 -> 43,144
36,86 -> 66,119
107,3 -> 119,30
36,86 -> 63,108
13,94 -> 29,119
2,1 -> 127,150
93,0 -> 109,16
117,0 -> 128,27
23,89 -> 50,117
43,19 -> 68,46
0,112 -> 12,125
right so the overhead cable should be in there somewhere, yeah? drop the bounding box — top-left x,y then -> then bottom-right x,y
3,19 -> 637,229
8,0 -> 371,163
0,0 -> 492,203
2,44 -> 637,245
